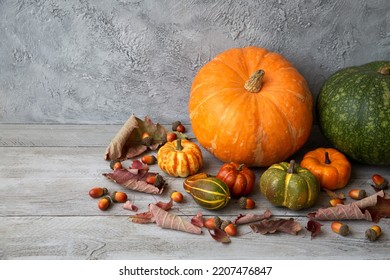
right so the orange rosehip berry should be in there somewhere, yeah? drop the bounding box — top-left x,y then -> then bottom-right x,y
141,132 -> 153,146
145,175 -> 156,185
89,187 -> 108,198
223,223 -> 237,236
176,124 -> 185,133
111,191 -> 128,203
329,198 -> 344,207
365,225 -> 382,241
113,161 -> 123,170
171,191 -> 184,203
331,221 -> 349,236
204,216 -> 222,229
98,196 -> 112,211
348,189 -> 366,200
371,174 -> 388,190
141,155 -> 157,165
238,197 -> 255,209
166,132 -> 177,142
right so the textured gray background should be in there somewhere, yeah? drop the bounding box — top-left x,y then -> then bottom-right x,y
1,0 -> 389,124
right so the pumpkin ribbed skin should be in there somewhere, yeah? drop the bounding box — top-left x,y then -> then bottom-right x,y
300,148 -> 351,190
260,160 -> 320,210
157,139 -> 203,177
183,173 -> 230,210
317,61 -> 390,165
189,46 -> 313,167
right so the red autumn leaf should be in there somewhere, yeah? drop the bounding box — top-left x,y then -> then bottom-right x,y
104,114 -> 167,161
191,212 -> 204,228
366,196 -> 390,222
233,208 -> 272,225
148,204 -> 202,235
208,228 -> 231,243
103,167 -> 165,194
123,200 -> 139,212
155,199 -> 173,211
250,218 -> 302,235
306,220 -> 323,239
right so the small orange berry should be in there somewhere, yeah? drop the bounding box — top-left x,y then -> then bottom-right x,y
113,161 -> 123,170
171,191 -> 184,203
371,174 -> 388,190
141,155 -> 157,165
365,225 -> 382,241
145,175 -> 156,185
166,132 -> 178,142
141,132 -> 153,146
89,187 -> 108,198
238,197 -> 255,209
111,191 -> 128,203
204,216 -> 222,229
223,223 -> 237,236
176,124 -> 186,133
348,189 -> 366,200
98,196 -> 112,211
329,198 -> 344,207
331,221 -> 349,236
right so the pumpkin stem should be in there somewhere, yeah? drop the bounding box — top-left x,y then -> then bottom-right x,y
244,70 -> 265,93
324,152 -> 331,164
287,160 -> 296,174
237,163 -> 245,171
176,138 -> 183,151
378,65 -> 390,75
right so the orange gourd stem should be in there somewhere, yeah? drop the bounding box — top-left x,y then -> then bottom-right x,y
378,65 -> 390,75
324,152 -> 331,164
237,163 -> 245,171
244,70 -> 265,93
176,138 -> 183,151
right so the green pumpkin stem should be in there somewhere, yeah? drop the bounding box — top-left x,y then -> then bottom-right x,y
324,152 -> 331,164
378,65 -> 390,75
237,163 -> 245,171
244,69 -> 265,93
287,160 -> 296,174
176,138 -> 183,151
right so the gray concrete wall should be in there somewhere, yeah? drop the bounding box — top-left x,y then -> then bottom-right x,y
1,0 -> 389,124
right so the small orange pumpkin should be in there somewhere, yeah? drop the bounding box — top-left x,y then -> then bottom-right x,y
300,147 -> 351,190
189,46 -> 313,167
157,138 -> 203,177
216,162 -> 256,198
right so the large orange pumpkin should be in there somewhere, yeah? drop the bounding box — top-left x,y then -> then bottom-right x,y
188,46 -> 313,167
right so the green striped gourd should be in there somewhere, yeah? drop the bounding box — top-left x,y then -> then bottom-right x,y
260,160 -> 320,210
183,173 -> 230,210
317,61 -> 390,165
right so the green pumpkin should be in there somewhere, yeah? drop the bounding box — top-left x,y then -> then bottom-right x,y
317,61 -> 390,165
260,160 -> 320,210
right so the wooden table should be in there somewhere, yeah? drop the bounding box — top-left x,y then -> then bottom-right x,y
1,123 -> 389,260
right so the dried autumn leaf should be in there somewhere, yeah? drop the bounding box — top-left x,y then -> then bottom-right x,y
250,218 -> 302,235
149,204 -> 202,235
306,220 -> 323,239
103,168 -> 165,194
233,208 -> 272,225
325,189 -> 346,200
208,228 -> 231,243
366,196 -> 390,223
123,200 -> 139,212
191,212 -> 204,228
155,199 -> 173,211
130,211 -> 155,224
104,114 -> 167,161
308,191 -> 387,221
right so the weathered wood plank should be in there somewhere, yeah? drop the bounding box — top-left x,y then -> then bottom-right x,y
1,216 -> 389,260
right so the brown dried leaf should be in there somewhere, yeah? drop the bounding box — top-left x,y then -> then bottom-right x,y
130,211 -> 155,224
103,168 -> 165,195
123,200 -> 139,212
208,228 -> 231,243
308,191 -> 386,221
366,196 -> 390,222
191,212 -> 204,228
233,208 -> 272,225
104,114 -> 167,161
155,199 -> 173,211
306,220 -> 323,239
149,204 -> 202,235
325,189 -> 346,200
250,218 -> 302,235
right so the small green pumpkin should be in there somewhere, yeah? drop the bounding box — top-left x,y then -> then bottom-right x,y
317,61 -> 390,165
183,173 -> 231,210
260,160 -> 320,210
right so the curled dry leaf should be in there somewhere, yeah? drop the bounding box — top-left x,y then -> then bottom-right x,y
308,191 -> 390,222
306,220 -> 323,239
103,167 -> 165,195
123,200 -> 139,212
104,114 -> 167,161
191,212 -> 204,228
130,211 -> 155,224
208,228 -> 231,243
149,204 -> 202,235
250,218 -> 302,235
233,208 -> 272,225
155,199 -> 173,211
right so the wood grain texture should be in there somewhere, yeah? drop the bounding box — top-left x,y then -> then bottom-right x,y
1,124 -> 389,260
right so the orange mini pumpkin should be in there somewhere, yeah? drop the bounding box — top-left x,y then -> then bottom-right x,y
300,147 -> 351,190
189,46 -> 313,167
216,162 -> 256,198
157,138 -> 203,178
